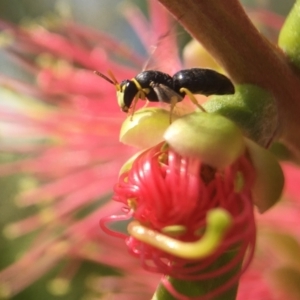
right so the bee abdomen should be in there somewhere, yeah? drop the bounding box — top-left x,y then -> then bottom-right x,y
172,68 -> 234,96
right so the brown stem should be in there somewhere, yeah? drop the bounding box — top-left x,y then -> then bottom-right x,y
158,0 -> 300,162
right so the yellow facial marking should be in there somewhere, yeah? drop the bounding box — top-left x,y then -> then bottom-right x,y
117,90 -> 128,112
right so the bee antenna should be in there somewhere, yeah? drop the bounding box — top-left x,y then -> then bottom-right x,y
94,70 -> 121,91
94,71 -> 115,85
107,70 -> 119,85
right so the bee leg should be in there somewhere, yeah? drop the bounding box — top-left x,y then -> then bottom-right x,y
150,82 -> 183,123
169,96 -> 179,123
142,100 -> 149,109
129,93 -> 140,121
179,87 -> 206,112
129,89 -> 150,120
140,88 -> 150,109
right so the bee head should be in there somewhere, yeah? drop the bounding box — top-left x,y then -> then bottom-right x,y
119,80 -> 139,112
94,70 -> 140,113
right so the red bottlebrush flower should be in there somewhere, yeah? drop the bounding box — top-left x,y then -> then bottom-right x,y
102,106 -> 284,299
104,139 -> 256,298
0,1 -> 290,299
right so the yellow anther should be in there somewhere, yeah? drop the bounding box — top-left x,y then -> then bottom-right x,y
158,152 -> 168,164
127,198 -> 137,210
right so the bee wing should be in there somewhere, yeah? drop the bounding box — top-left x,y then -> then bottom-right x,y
140,17 -> 182,74
150,83 -> 183,104
150,83 -> 194,117
149,83 -> 192,117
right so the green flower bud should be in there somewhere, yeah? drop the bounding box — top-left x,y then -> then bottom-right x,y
164,112 -> 245,169
120,107 -> 173,148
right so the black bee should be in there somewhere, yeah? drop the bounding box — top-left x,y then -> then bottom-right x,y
95,68 -> 234,114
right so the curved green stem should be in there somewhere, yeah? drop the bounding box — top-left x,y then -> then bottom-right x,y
128,209 -> 232,259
